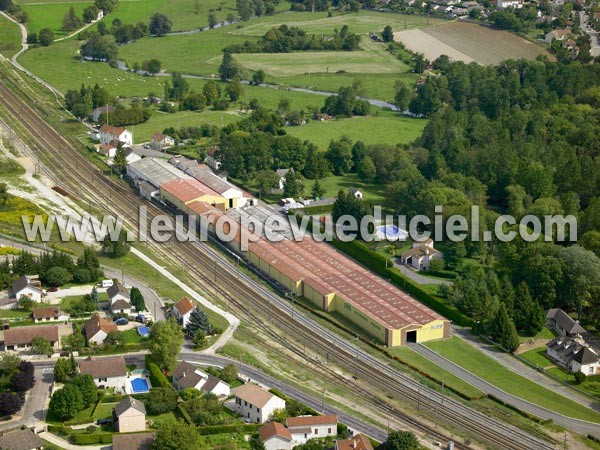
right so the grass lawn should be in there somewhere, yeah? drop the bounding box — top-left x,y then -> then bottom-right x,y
148,411 -> 178,427
0,15 -> 22,58
0,308 -> 31,320
307,174 -> 386,202
95,402 -> 117,420
122,328 -> 146,344
231,10 -> 446,36
60,292 -> 108,312
199,433 -> 251,449
518,326 -> 557,343
21,2 -> 93,37
285,114 -> 426,150
519,348 -> 554,368
426,336 -> 600,423
385,346 -> 484,400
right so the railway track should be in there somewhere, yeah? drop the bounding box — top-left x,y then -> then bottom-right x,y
0,79 -> 556,450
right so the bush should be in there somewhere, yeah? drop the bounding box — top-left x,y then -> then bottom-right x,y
197,424 -> 261,435
70,433 -> 112,445
145,355 -> 170,388
176,403 -> 193,424
73,268 -> 91,284
574,371 -> 586,384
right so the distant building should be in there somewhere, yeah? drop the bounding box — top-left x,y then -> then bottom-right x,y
206,146 -> 221,171
32,306 -> 69,323
96,142 -> 118,158
546,336 -> 600,376
348,188 -> 363,200
85,313 -> 118,346
233,383 -> 286,423
151,133 -> 175,150
113,396 -> 147,433
126,157 -> 191,200
335,434 -> 374,450
496,0 -> 523,8
0,428 -> 43,450
124,148 -> 142,165
259,422 -> 292,450
546,309 -> 586,337
92,106 -> 116,123
287,414 -> 338,445
172,361 -> 231,396
172,297 -> 195,327
400,239 -> 443,270
79,356 -> 127,388
276,168 -> 292,191
99,125 -> 133,146
545,29 -> 571,44
10,275 -> 42,302
1,325 -> 60,352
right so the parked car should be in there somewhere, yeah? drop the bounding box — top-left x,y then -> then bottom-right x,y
114,317 -> 129,325
97,418 -> 112,425
135,314 -> 146,323
48,287 -> 58,292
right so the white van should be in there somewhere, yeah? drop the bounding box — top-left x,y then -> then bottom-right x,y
101,279 -> 114,288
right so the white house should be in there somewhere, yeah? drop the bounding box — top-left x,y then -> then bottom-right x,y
172,361 -> 231,396
348,188 -> 363,200
96,142 -> 118,158
206,146 -> 221,171
400,239 -> 443,270
99,125 -> 133,146
108,283 -> 133,315
172,297 -> 195,327
233,383 -> 286,424
112,396 -> 147,433
546,308 -> 586,337
259,422 -> 292,450
287,415 -> 338,445
84,313 -> 118,346
79,356 -> 127,389
151,133 -> 175,150
496,0 -> 523,8
545,29 -> 570,44
10,275 -> 42,302
1,325 -> 60,352
547,336 -> 600,376
32,307 -> 70,323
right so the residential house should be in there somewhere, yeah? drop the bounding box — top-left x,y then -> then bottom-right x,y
546,336 -> 600,376
545,29 -> 571,44
259,422 -> 292,450
1,325 -> 60,352
0,428 -> 43,450
497,0 -> 523,8
172,361 -> 231,396
206,146 -> 221,171
96,142 -> 118,158
32,306 -> 70,323
287,414 -> 338,445
348,188 -> 363,200
92,106 -> 116,123
400,239 -> 443,270
546,309 -> 585,337
108,283 -> 133,315
151,133 -> 175,150
172,297 -> 195,327
10,275 -> 42,302
85,313 -> 118,346
233,383 -> 286,423
112,433 -> 155,450
99,125 -> 133,146
78,356 -> 127,388
113,396 -> 147,432
276,168 -> 292,191
335,434 -> 373,450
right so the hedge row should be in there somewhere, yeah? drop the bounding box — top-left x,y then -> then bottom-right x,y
70,433 -> 113,445
90,390 -> 105,419
330,239 -> 472,326
145,355 -> 170,388
176,404 -> 193,425
197,424 -> 262,435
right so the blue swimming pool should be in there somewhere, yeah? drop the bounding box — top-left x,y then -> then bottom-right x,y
131,377 -> 150,393
137,326 -> 150,337
375,224 -> 408,241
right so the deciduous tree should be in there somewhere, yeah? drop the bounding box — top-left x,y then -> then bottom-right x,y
149,318 -> 184,371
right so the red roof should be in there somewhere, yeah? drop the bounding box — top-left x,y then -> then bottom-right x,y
287,414 -> 338,428
174,297 -> 195,316
161,178 -> 222,204
100,124 -> 127,136
259,422 -> 292,442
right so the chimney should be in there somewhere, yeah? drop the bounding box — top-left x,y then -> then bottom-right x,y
182,371 -> 186,378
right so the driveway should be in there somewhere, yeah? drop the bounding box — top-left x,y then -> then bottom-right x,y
393,260 -> 450,286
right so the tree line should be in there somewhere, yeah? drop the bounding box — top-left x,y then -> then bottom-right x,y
223,24 -> 360,53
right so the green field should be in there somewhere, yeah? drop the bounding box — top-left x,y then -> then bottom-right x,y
518,326 -> 556,343
519,347 -> 554,368
0,15 -> 22,58
286,114 -> 426,149
231,10 -> 445,36
426,336 -> 600,423
21,2 -> 92,37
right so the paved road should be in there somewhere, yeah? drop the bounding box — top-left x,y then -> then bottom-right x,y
410,343 -> 600,438
393,261 -> 450,285
454,328 -> 599,412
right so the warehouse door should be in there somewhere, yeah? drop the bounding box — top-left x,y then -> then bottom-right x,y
406,330 -> 417,343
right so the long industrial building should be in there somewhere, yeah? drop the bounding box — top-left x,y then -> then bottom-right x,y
126,156 -> 449,347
